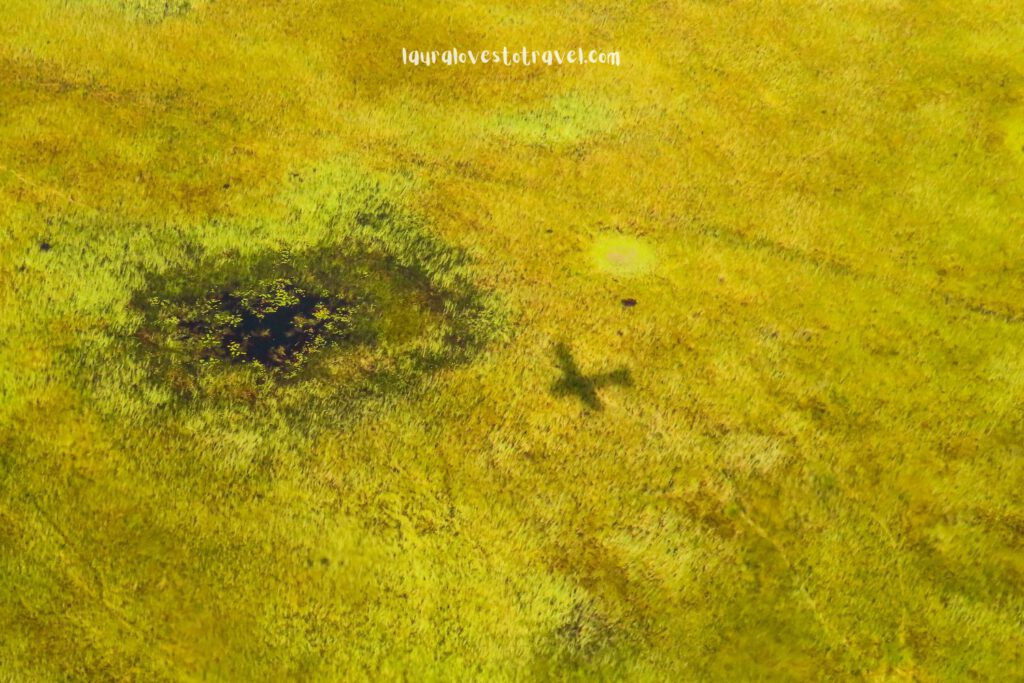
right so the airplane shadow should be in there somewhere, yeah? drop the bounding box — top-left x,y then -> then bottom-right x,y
550,341 -> 633,411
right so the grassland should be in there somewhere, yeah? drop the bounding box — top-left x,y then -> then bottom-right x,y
2,0 -> 1023,680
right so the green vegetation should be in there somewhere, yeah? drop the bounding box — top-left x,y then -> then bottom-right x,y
1,0 -> 1023,680
127,209 -> 501,413
111,0 -> 199,22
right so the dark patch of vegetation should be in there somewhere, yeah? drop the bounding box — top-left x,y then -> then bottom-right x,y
130,225 -> 503,405
134,251 -> 376,381
173,279 -> 357,369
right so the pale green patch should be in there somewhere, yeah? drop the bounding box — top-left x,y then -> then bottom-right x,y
491,93 -> 618,146
718,433 -> 791,475
25,158 -> 507,436
1005,114 -> 1024,159
590,234 -> 656,277
80,0 -> 203,22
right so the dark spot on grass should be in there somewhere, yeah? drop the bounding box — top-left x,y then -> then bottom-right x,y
621,297 -> 636,308
355,203 -> 395,227
38,241 -> 51,252
550,602 -> 616,664
186,282 -> 355,369
130,235 -> 502,401
136,260 -> 368,378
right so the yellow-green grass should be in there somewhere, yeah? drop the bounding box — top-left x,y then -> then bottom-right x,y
2,0 -> 1023,680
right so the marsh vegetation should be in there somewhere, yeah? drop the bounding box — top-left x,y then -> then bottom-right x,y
1,0 -> 1023,681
